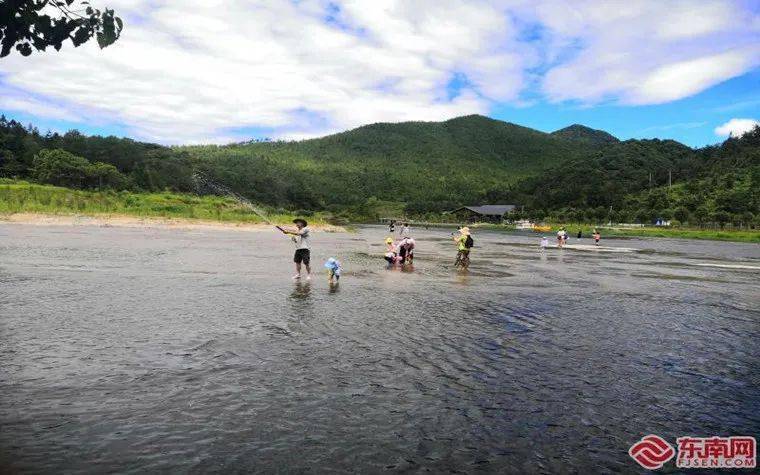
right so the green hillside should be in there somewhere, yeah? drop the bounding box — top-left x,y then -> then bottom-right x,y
505,128 -> 759,226
182,115 -> 592,207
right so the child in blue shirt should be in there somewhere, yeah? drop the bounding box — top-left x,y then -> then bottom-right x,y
324,257 -> 342,283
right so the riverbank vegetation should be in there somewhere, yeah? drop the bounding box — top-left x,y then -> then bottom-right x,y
0,180 -> 323,225
1,114 -> 758,239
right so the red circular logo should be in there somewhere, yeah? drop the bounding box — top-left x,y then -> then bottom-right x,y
629,435 -> 675,469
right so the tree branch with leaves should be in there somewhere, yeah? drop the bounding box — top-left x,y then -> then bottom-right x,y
0,0 -> 123,57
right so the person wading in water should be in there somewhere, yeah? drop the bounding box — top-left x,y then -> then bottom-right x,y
454,226 -> 473,269
281,218 -> 311,280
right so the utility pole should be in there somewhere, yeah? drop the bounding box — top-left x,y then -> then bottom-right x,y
649,172 -> 652,188
669,169 -> 672,189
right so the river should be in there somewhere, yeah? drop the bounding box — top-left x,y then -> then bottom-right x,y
1,223 -> 758,473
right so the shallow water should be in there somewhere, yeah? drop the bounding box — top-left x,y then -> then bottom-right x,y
1,223 -> 758,473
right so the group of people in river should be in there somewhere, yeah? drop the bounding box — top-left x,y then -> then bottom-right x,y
388,220 -> 411,237
279,217 -> 475,282
386,224 -> 473,269
384,235 -> 416,266
280,217 -> 602,282
385,221 -> 416,267
545,227 -> 601,249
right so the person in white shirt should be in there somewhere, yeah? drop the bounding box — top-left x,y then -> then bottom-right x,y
281,218 -> 311,280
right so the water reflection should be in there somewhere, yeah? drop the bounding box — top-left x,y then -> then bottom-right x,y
289,280 -> 312,301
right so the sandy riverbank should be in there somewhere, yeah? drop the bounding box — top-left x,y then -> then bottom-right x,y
0,213 -> 345,233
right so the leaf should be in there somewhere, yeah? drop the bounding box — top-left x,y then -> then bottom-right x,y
71,26 -> 90,46
16,42 -> 33,56
96,31 -> 105,48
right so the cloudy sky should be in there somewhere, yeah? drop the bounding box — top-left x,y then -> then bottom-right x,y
1,0 -> 758,146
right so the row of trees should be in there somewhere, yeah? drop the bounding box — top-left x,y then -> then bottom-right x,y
0,117 -> 197,192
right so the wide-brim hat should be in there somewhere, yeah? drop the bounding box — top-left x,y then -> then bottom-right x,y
385,237 -> 394,244
460,227 -> 471,235
293,218 -> 307,226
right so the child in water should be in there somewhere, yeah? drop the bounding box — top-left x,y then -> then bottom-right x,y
540,236 -> 549,250
324,257 -> 341,283
593,230 -> 601,246
384,237 -> 399,265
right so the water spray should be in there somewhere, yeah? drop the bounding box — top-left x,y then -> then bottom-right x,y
192,172 -> 289,235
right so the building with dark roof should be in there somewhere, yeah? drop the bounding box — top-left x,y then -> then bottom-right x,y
449,205 -> 518,223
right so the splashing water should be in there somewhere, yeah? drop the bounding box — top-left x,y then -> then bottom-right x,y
192,172 -> 273,224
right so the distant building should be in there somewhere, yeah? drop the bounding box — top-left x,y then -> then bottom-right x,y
449,204 -> 518,223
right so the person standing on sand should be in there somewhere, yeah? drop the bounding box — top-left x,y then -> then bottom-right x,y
281,218 -> 311,280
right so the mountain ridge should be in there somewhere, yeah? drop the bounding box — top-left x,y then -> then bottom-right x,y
551,124 -> 620,145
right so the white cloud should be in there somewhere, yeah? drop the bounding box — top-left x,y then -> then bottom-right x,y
0,0 -> 523,143
0,96 -> 82,122
714,118 -> 759,137
629,49 -> 757,104
0,0 -> 758,143
537,0 -> 759,105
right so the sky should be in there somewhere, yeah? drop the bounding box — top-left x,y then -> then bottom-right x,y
0,0 -> 758,147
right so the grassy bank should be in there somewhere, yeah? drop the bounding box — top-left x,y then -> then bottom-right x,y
0,180 -> 326,226
595,226 -> 760,243
464,222 -> 760,243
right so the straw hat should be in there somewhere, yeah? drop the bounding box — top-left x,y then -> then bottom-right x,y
385,237 -> 394,244
460,227 -> 471,235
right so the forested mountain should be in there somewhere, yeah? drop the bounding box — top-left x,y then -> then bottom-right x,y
551,124 -> 619,145
1,114 -> 758,225
184,115 -> 592,207
499,129 -> 759,225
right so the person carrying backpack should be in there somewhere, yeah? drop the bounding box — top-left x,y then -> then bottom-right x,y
454,226 -> 473,269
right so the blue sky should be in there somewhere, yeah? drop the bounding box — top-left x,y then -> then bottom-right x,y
490,70 -> 760,146
0,0 -> 758,146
